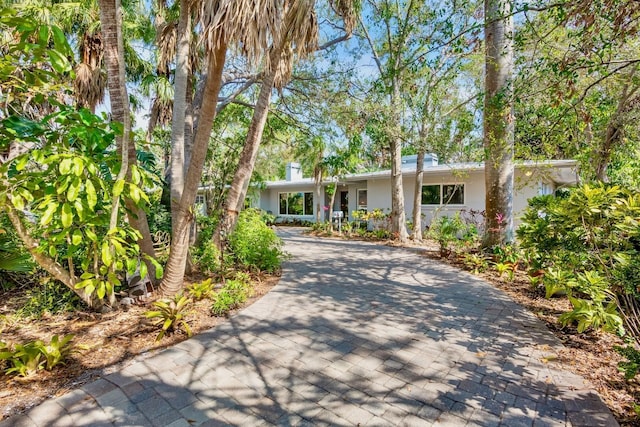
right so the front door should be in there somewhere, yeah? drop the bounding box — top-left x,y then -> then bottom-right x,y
340,191 -> 349,220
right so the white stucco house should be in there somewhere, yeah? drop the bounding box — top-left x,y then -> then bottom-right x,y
250,155 -> 578,229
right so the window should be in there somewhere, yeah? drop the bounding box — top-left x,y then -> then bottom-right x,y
195,194 -> 205,205
421,184 -> 465,205
421,185 -> 440,205
279,192 -> 313,215
442,184 -> 464,205
538,182 -> 553,196
357,189 -> 367,211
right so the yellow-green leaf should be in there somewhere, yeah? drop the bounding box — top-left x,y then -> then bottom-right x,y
67,177 -> 80,202
85,228 -> 97,242
131,166 -> 141,185
49,49 -> 70,74
74,199 -> 85,221
61,203 -> 73,228
15,156 -> 28,171
96,282 -> 106,299
84,283 -> 95,296
129,184 -> 140,204
40,202 -> 58,226
113,179 -> 125,198
11,194 -> 24,210
86,179 -> 97,210
59,158 -> 72,174
72,157 -> 84,176
72,229 -> 82,246
101,241 -> 113,267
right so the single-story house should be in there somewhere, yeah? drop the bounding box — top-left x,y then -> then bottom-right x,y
251,155 -> 578,229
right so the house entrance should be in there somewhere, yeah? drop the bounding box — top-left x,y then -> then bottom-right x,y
340,191 -> 349,220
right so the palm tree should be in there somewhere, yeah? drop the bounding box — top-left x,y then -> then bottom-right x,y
216,0 -> 359,239
158,0 -> 254,296
296,135 -> 327,223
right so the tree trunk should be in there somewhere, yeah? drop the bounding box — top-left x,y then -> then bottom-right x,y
314,167 -> 323,223
389,80 -> 408,242
159,42 -> 228,296
5,208 -> 98,308
411,149 -> 425,241
100,0 -> 156,276
328,182 -> 337,222
482,0 -> 514,248
99,0 -> 130,300
169,0 -> 192,235
217,44 -> 282,239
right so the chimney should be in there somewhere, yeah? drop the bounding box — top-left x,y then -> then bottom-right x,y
286,162 -> 302,181
400,154 -> 439,167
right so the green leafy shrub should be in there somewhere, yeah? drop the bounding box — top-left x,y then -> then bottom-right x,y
494,262 -> 516,281
615,345 -> 640,380
211,274 -> 253,316
187,279 -> 215,301
17,281 -> 82,318
144,294 -> 193,341
228,209 -> 284,273
37,334 -> 75,370
517,184 -> 640,336
311,221 -> 333,235
0,341 -> 10,371
0,334 -> 74,377
193,241 -> 222,274
461,253 -> 490,274
5,341 -> 43,377
427,213 -> 469,257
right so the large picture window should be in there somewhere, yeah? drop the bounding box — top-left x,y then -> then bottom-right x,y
421,184 -> 464,205
279,192 -> 313,215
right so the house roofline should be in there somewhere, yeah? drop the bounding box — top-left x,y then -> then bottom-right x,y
262,159 -> 578,188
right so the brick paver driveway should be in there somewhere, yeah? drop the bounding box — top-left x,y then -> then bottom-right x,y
2,228 -> 617,426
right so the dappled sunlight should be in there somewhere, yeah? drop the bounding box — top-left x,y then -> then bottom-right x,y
2,227 -> 617,426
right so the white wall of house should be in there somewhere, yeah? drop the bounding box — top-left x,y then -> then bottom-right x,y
256,163 -> 574,227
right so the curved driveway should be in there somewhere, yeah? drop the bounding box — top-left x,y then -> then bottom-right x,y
2,228 -> 617,426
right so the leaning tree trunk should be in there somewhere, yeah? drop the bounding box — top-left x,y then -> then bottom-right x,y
169,0 -> 192,235
159,42 -> 228,296
411,149 -> 425,241
482,0 -> 514,248
5,208 -> 97,307
217,44 -> 283,240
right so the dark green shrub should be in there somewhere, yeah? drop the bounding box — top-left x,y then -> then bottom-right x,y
228,209 -> 284,273
192,215 -> 226,274
146,200 -> 172,235
615,345 -> 640,380
517,184 -> 640,336
211,274 -> 253,316
193,240 -> 222,274
427,213 -> 474,257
